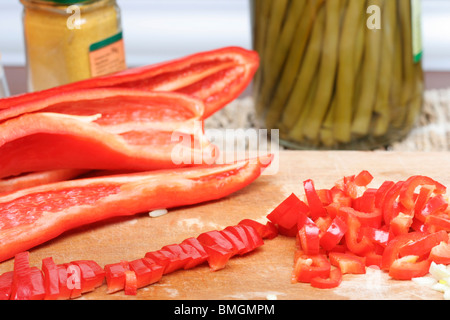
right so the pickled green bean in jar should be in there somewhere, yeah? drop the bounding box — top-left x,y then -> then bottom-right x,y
252,0 -> 424,150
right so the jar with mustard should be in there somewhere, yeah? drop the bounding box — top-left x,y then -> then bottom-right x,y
20,0 -> 126,92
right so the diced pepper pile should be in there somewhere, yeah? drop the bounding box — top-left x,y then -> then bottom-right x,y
1,170 -> 449,299
0,221 -> 276,300
266,170 -> 450,289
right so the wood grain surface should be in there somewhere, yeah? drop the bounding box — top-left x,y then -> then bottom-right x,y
0,150 -> 449,300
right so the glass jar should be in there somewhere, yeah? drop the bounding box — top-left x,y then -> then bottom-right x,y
20,0 -> 126,92
0,53 -> 10,98
252,0 -> 424,150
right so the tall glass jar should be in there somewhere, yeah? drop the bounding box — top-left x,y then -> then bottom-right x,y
20,0 -> 126,92
252,0 -> 424,150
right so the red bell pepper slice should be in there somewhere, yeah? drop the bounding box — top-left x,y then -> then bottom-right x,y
381,231 -> 425,271
220,229 -> 248,256
0,155 -> 272,263
319,216 -> 348,251
360,227 -> 391,248
399,175 -> 446,211
69,260 -> 105,294
414,185 -> 436,221
292,253 -> 331,283
238,219 -> 278,240
382,181 -> 405,225
0,47 -> 259,120
298,217 -> 321,255
180,237 -> 209,267
353,188 -> 377,213
374,180 -> 395,209
0,271 -> 13,300
202,244 -> 235,272
239,225 -> 264,250
0,89 -> 217,179
425,214 -> 450,232
398,230 -> 449,258
124,270 -> 137,295
344,213 -> 375,256
354,170 -> 374,187
339,206 -> 382,229
329,186 -> 352,207
128,258 -> 163,289
364,252 -> 383,268
266,193 -> 309,230
388,255 -> 431,280
429,241 -> 450,265
303,179 -> 328,220
310,268 -> 342,289
222,225 -> 255,255
328,252 -> 366,274
104,260 -> 130,294
56,264 -> 72,300
197,230 -> 237,256
10,252 -> 46,300
421,195 -> 449,218
41,257 -> 60,300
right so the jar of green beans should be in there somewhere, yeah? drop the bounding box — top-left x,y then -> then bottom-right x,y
252,0 -> 424,150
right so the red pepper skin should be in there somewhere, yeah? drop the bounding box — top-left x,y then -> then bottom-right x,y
399,175 -> 446,211
310,268 -> 342,289
41,257 -> 60,300
398,230 -> 449,258
267,193 -> 309,230
238,219 -> 278,240
56,264 -> 72,300
0,271 -> 13,300
292,254 -> 331,283
303,179 -> 328,220
388,256 -> 431,280
0,89 -> 216,179
374,180 -> 395,209
222,225 -> 255,255
197,230 -> 236,256
0,47 -> 259,119
328,252 -> 366,275
10,252 -> 46,300
104,261 -> 129,294
124,270 -> 137,295
382,181 -> 405,225
203,244 -> 234,272
354,170 -> 374,187
429,241 -> 450,265
0,155 -> 272,263
128,258 -> 163,289
298,217 -> 321,255
319,216 -> 348,251
344,214 -> 375,256
181,237 -> 209,265
381,232 -> 425,271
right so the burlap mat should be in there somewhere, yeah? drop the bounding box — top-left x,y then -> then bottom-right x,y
205,88 -> 450,151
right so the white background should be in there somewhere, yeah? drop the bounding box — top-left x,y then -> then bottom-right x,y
0,0 -> 449,71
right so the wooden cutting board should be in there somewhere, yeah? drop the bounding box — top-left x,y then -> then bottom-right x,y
1,151 -> 449,300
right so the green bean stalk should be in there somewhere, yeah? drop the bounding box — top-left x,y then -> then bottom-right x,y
252,0 -> 424,150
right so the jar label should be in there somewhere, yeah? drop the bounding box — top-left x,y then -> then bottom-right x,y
411,0 -> 422,64
89,32 -> 126,77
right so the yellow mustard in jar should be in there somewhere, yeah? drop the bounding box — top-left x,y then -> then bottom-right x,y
20,0 -> 126,92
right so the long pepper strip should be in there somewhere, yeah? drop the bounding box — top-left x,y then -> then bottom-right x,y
0,89 -> 216,179
0,155 -> 273,263
0,47 -> 259,119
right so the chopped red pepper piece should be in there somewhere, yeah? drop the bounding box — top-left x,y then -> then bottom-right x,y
398,230 -> 449,258
0,155 -> 272,263
202,244 -> 234,272
388,255 -> 431,280
354,170 -> 374,187
381,232 -> 425,271
128,258 -> 163,289
298,217 -> 321,255
124,270 -> 137,296
319,216 -> 348,251
104,260 -> 130,294
10,252 -> 46,300
181,237 -> 209,266
238,219 -> 278,240
310,268 -> 342,289
399,175 -> 446,211
329,252 -> 366,274
41,257 -> 60,300
429,241 -> 450,265
0,271 -> 13,300
266,193 -> 309,230
303,179 -> 328,220
292,253 -> 331,283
